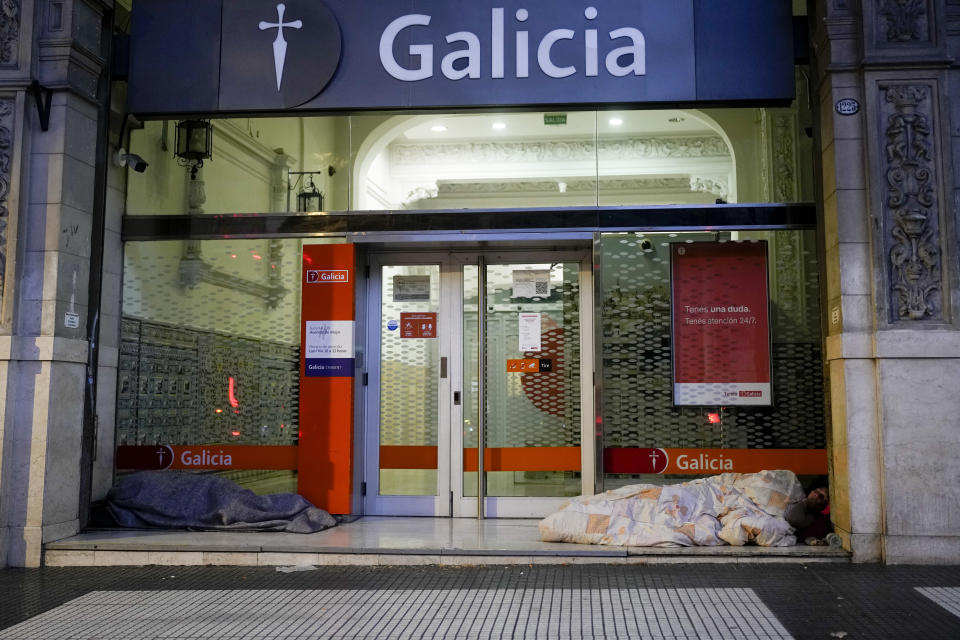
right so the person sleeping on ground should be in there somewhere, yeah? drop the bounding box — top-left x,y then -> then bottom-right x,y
539,469 -> 825,547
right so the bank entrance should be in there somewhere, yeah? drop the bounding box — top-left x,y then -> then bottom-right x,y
364,249 -> 593,517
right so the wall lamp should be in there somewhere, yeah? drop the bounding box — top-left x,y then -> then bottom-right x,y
175,119 -> 213,179
288,167 -> 335,212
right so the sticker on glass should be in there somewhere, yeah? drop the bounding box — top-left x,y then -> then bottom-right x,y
393,275 -> 431,301
512,270 -> 550,298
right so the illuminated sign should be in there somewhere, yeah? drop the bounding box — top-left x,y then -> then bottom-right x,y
128,0 -> 795,115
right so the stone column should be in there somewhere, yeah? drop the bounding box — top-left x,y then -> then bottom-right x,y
813,0 -> 960,563
0,0 -> 110,567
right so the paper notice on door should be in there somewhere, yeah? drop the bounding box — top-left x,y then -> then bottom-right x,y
518,313 -> 542,352
512,270 -> 551,298
393,275 -> 431,301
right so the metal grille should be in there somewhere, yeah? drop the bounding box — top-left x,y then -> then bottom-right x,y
600,231 -> 825,467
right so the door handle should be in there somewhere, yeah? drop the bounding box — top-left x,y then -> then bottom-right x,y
440,356 -> 447,379
453,391 -> 461,405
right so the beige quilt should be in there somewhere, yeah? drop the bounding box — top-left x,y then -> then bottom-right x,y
539,469 -> 805,547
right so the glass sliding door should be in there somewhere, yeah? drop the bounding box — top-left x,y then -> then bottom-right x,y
365,260 -> 449,515
365,250 -> 593,517
460,258 -> 587,517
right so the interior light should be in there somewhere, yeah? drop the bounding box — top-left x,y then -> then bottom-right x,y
608,117 -> 623,126
231,430 -> 241,437
430,125 -> 447,132
492,122 -> 506,130
228,377 -> 239,408
707,412 -> 721,424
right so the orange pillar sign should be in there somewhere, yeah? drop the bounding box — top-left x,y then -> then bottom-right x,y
298,244 -> 355,514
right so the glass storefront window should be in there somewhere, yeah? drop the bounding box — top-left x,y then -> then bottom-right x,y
598,230 -> 825,489
125,99 -> 813,216
117,238 -> 306,493
126,116 -> 351,215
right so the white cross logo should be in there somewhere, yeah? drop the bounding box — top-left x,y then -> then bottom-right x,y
259,3 -> 303,91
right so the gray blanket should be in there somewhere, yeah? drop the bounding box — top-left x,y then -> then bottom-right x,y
106,471 -> 337,533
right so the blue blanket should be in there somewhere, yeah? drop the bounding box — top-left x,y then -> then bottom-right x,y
106,471 -> 337,533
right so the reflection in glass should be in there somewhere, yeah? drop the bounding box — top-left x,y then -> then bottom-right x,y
598,231 -> 824,489
118,238 -> 307,494
464,263 -> 581,498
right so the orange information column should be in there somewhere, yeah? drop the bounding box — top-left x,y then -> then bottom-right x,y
298,244 -> 355,514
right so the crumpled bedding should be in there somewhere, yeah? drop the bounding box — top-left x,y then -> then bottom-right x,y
539,470 -> 805,547
106,471 -> 337,533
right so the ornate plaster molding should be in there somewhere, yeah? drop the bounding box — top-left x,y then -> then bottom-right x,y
882,84 -> 942,322
390,135 -> 730,166
773,114 -> 797,203
403,183 -> 438,206
178,165 -> 287,308
0,0 -> 18,66
689,175 -> 729,200
179,241 -> 289,309
772,231 -> 807,338
878,0 -> 929,43
0,98 -> 12,303
435,177 -> 693,195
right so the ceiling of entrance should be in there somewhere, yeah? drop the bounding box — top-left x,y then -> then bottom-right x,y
400,110 -> 714,141
362,109 -> 735,210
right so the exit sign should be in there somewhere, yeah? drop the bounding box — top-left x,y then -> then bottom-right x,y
544,113 -> 567,126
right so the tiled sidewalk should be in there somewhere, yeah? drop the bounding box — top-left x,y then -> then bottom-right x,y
1,564 -> 958,639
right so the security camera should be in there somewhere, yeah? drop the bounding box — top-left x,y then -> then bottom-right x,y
639,238 -> 653,251
113,149 -> 149,173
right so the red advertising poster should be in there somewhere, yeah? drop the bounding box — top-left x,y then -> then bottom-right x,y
671,241 -> 771,406
299,244 -> 355,514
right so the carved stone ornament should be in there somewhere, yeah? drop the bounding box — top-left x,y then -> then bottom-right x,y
773,115 -> 797,203
879,0 -> 929,43
0,0 -> 18,66
0,98 -> 12,302
883,85 -> 942,321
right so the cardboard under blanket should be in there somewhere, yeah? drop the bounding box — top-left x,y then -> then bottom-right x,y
539,470 -> 805,547
107,471 -> 337,533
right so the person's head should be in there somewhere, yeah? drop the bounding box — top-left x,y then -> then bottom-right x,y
806,486 -> 829,512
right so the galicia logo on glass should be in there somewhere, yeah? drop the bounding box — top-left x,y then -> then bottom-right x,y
306,269 -> 349,284
220,1 -> 342,110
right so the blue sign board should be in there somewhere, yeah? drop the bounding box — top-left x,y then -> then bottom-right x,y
128,0 -> 794,116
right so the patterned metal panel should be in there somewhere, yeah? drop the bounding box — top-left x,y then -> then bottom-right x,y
600,231 -> 825,479
117,317 -> 299,447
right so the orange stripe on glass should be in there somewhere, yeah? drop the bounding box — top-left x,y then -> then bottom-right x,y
378,446 -> 582,471
379,445 -> 438,470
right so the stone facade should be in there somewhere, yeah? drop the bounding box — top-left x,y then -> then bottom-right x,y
1,1 -> 959,567
813,0 -> 960,563
0,0 -> 113,568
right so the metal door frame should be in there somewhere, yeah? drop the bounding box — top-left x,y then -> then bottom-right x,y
363,248 -> 594,517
